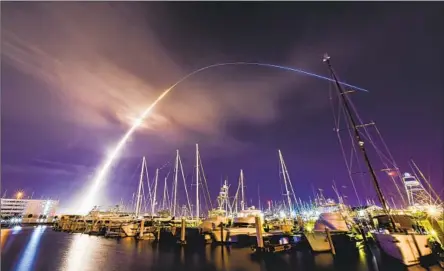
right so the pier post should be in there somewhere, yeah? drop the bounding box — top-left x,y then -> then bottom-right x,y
220,223 -> 225,244
179,218 -> 187,245
325,228 -> 336,256
255,216 -> 264,250
139,219 -> 145,239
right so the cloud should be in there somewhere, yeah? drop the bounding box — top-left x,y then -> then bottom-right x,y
1,2 -> 317,154
2,160 -> 94,177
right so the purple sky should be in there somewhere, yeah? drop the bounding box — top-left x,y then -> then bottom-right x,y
2,2 -> 443,213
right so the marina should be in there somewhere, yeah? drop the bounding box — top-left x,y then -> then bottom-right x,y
2,2 -> 443,271
2,55 -> 444,270
1,226 -> 443,271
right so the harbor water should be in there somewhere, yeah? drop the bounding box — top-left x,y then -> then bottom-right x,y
1,226 -> 441,271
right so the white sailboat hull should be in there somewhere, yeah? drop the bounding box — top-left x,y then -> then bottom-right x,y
373,232 -> 432,266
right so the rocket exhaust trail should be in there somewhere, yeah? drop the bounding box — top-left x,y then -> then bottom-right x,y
78,62 -> 368,214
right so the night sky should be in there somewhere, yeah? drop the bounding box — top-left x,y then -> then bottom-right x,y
2,2 -> 443,213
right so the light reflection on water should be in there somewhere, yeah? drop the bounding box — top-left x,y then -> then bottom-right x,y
1,227 -> 439,271
14,226 -> 46,271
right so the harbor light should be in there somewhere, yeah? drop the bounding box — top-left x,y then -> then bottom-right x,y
16,191 -> 24,199
427,205 -> 439,217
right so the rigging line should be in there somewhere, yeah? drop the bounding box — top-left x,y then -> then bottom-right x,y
411,160 -> 442,204
143,159 -> 153,214
340,94 -> 368,203
231,176 -> 241,213
355,127 -> 407,203
158,160 -> 172,171
330,82 -> 362,205
169,150 -> 178,215
383,161 -> 407,206
408,163 -> 432,204
165,177 -> 170,210
374,125 -> 401,168
374,124 -> 409,203
281,155 -> 299,210
345,97 -> 399,167
141,178 -> 148,214
198,151 -> 213,210
358,130 -> 394,165
278,163 -> 287,211
178,153 -> 193,217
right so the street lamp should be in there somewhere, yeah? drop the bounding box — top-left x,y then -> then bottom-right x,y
16,191 -> 24,199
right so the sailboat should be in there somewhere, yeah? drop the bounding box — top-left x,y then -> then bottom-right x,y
324,53 -> 433,266
265,150 -> 298,233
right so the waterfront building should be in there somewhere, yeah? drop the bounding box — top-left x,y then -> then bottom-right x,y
1,198 -> 59,222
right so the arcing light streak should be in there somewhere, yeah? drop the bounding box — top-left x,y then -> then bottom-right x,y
78,62 -> 368,214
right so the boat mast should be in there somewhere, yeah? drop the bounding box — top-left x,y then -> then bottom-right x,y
135,157 -> 146,217
240,169 -> 246,211
323,54 -> 390,214
162,177 -> 168,210
151,168 -> 159,217
279,150 -> 293,215
196,144 -> 200,220
173,150 -> 179,217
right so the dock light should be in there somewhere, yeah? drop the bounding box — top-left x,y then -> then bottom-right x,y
427,205 -> 439,217
16,191 -> 24,199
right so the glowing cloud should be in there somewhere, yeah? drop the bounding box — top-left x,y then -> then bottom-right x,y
78,61 -> 368,214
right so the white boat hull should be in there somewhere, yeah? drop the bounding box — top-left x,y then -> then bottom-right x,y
373,232 -> 432,266
305,232 -> 331,252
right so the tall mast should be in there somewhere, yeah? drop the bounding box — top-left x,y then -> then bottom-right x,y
162,177 -> 168,210
152,168 -> 159,216
135,156 -> 146,217
240,169 -> 245,211
279,150 -> 293,215
195,144 -> 200,220
323,54 -> 390,214
173,150 -> 179,217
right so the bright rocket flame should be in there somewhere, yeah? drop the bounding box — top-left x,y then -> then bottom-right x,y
78,61 -> 368,214
78,85 -> 174,214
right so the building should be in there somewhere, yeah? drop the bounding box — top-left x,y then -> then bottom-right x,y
1,198 -> 59,220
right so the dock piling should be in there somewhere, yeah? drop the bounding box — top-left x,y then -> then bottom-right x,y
255,216 -> 264,249
139,219 -> 145,239
325,228 -> 336,256
178,218 -> 187,245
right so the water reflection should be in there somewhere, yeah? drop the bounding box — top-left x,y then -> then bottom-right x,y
2,228 -> 440,271
14,226 -> 46,271
61,233 -> 102,271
